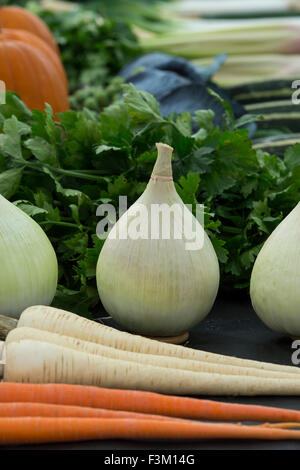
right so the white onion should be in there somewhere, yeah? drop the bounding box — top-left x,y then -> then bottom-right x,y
250,202 -> 300,336
96,143 -> 220,336
0,195 -> 58,318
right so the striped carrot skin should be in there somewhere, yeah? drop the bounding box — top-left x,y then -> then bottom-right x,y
1,382 -> 300,424
0,402 -> 173,421
1,417 -> 300,445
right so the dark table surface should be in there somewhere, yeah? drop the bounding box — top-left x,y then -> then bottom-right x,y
3,292 -> 300,450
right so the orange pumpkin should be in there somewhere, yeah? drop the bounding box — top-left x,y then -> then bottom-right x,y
0,29 -> 68,92
0,39 -> 69,117
0,6 -> 59,55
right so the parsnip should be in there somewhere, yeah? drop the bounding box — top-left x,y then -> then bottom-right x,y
18,306 -> 300,375
4,339 -> 300,396
7,327 -> 300,380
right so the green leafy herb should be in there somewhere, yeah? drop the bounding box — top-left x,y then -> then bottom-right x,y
28,4 -> 141,93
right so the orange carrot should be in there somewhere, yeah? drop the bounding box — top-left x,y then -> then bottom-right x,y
265,423 -> 300,429
0,402 -> 172,421
1,382 -> 300,424
1,417 -> 300,445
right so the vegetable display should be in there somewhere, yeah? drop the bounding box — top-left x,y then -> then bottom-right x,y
97,143 -> 219,336
0,197 -> 58,319
250,202 -> 300,337
0,5 -> 59,54
1,83 -> 299,314
0,0 -> 300,449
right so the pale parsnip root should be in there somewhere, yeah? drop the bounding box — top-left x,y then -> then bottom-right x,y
18,305 -> 300,375
4,339 -> 300,396
7,327 -> 300,381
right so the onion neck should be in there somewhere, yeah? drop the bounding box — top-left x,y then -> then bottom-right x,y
151,143 -> 174,181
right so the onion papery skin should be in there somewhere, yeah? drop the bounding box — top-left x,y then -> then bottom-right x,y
0,196 -> 58,319
250,202 -> 300,336
96,143 -> 220,336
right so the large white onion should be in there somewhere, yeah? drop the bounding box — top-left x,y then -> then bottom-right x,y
96,143 -> 220,336
0,195 -> 58,318
250,202 -> 300,336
